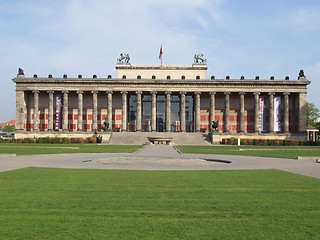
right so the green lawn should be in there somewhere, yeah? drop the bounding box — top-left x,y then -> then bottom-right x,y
177,145 -> 320,158
0,143 -> 142,155
0,168 -> 319,239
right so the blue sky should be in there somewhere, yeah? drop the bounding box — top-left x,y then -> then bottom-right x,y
0,0 -> 319,122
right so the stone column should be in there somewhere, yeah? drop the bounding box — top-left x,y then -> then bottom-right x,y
151,91 -> 157,132
268,92 -> 274,133
62,90 -> 69,131
284,92 -> 290,133
239,92 -> 245,133
15,90 -> 25,131
224,92 -> 230,133
180,92 -> 186,132
254,92 -> 260,133
92,91 -> 98,131
33,90 -> 39,131
195,92 -> 201,132
136,91 -> 142,132
107,91 -> 113,131
121,91 -> 128,132
166,92 -> 171,132
298,92 -> 307,133
209,92 -> 216,132
48,91 -> 54,131
77,91 -> 83,131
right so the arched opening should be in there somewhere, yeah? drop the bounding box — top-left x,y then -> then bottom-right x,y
196,75 -> 200,79
166,75 -> 171,80
122,75 -> 126,79
137,75 -> 141,79
152,75 -> 156,79
181,75 -> 185,79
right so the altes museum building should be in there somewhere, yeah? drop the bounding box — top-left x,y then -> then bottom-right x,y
13,54 -> 310,143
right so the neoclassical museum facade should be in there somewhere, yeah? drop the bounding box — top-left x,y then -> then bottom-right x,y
13,57 -> 310,141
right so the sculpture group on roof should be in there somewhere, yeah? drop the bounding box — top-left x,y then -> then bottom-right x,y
194,53 -> 206,64
117,53 -> 130,64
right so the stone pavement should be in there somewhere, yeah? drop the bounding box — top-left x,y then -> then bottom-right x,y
0,145 -> 319,179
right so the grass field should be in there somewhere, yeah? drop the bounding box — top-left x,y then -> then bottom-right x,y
177,145 -> 320,158
0,143 -> 142,155
0,168 -> 319,239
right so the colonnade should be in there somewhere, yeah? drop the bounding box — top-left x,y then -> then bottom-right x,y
15,89 -> 307,134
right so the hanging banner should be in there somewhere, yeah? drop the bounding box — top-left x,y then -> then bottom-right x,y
259,96 -> 266,131
274,96 -> 281,132
55,95 -> 63,130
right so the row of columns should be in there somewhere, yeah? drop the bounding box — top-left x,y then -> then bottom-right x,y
16,90 -> 307,133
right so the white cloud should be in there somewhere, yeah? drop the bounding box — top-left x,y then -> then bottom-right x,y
305,62 -> 320,109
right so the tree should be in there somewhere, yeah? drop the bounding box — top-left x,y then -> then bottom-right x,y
307,102 -> 320,128
2,125 -> 14,132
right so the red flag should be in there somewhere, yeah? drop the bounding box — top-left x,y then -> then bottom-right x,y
159,45 -> 163,59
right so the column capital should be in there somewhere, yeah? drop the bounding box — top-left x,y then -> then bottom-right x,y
254,92 -> 260,96
136,91 -> 142,95
91,90 -> 98,94
209,91 -> 216,95
165,91 -> 171,96
268,92 -> 275,96
239,92 -> 245,96
47,90 -> 54,94
195,91 -> 201,95
180,91 -> 186,95
16,89 -> 24,93
77,90 -> 83,94
32,90 -> 39,94
121,91 -> 128,95
151,91 -> 157,95
62,90 -> 69,94
106,90 -> 113,94
224,92 -> 231,95
283,92 -> 290,96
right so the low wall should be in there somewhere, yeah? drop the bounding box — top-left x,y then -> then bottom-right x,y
211,132 -> 307,144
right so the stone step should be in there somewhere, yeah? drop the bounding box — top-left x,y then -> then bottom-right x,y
108,132 -> 212,145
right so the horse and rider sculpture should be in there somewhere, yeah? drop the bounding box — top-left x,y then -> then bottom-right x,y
117,53 -> 130,64
194,53 -> 206,64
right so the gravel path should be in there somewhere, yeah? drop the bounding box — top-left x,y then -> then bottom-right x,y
0,145 -> 319,178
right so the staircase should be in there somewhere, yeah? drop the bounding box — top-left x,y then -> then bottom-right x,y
108,132 -> 213,145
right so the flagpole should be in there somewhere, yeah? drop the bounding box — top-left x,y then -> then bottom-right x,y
159,43 -> 163,68
161,44 -> 162,68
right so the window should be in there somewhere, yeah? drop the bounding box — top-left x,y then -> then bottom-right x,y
137,75 -> 141,79
166,75 -> 171,80
122,75 -> 126,79
152,75 -> 156,79
181,75 -> 185,79
196,75 -> 200,79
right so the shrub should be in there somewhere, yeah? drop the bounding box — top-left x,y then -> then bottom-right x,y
88,137 -> 97,143
51,137 -> 61,144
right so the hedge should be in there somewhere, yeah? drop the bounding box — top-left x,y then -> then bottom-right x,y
0,137 -> 97,144
221,138 -> 320,146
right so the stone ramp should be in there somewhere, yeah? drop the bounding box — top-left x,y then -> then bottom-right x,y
134,145 -> 180,156
108,132 -> 212,145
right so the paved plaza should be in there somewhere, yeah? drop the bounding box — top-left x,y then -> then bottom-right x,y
0,145 -> 319,178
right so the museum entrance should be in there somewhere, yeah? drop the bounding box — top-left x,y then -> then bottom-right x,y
156,95 -> 166,132
185,95 -> 194,132
129,93 -> 194,132
142,94 -> 152,132
128,94 -> 137,131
